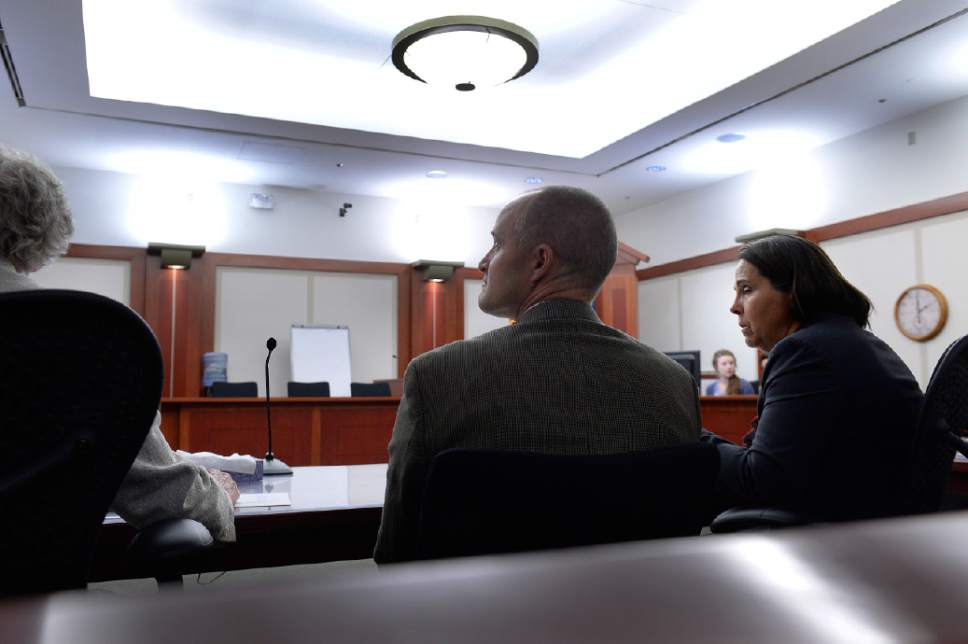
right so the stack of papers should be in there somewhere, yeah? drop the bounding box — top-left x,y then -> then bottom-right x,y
236,493 -> 292,508
176,450 -> 263,481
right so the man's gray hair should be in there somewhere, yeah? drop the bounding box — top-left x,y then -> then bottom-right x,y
513,186 -> 617,292
0,146 -> 73,273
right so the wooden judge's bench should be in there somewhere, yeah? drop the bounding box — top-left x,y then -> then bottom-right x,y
159,394 -> 968,507
159,395 -> 761,466
159,397 -> 400,466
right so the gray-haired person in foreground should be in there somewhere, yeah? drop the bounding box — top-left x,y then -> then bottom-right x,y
0,144 -> 239,542
374,186 -> 701,563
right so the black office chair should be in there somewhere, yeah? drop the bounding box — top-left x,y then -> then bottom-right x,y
711,333 -> 968,533
127,518 -> 214,586
907,333 -> 968,513
210,381 -> 258,397
350,382 -> 391,397
415,443 -> 719,560
0,289 -> 163,595
288,381 -> 331,397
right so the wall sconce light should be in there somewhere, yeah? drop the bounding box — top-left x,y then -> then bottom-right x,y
734,228 -> 803,243
411,260 -> 464,282
148,242 -> 206,269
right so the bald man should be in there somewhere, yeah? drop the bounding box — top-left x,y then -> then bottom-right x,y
374,186 -> 700,563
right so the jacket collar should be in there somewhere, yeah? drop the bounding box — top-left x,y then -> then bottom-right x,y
516,298 -> 601,325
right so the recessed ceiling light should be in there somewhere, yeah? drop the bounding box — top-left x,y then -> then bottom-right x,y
426,170 -> 448,179
645,165 -> 667,173
392,16 -> 539,92
683,129 -> 821,176
524,176 -> 543,185
717,133 -> 747,143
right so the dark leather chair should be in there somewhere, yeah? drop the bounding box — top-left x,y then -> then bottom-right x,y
350,382 -> 391,397
415,443 -> 719,560
908,333 -> 968,513
127,518 -> 214,585
711,333 -> 968,534
0,289 -> 163,595
210,381 -> 258,397
287,381 -> 331,397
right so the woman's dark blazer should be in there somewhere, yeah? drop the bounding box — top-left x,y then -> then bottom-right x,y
702,313 -> 923,520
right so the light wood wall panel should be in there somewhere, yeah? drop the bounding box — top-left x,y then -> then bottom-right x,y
637,276 -> 681,353
310,272 -> 398,382
920,211 -> 968,376
216,267 -> 311,397
215,266 -> 399,397
820,228 -> 922,385
33,257 -> 130,305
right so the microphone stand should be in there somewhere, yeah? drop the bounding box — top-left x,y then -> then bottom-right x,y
263,337 -> 292,475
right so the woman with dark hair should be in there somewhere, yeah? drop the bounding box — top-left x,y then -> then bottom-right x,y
705,349 -> 755,396
701,234 -> 922,521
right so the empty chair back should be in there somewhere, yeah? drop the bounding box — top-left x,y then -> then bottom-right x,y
416,443 -> 719,560
350,382 -> 391,397
210,381 -> 258,397
287,381 -> 331,397
906,334 -> 968,514
0,290 -> 163,595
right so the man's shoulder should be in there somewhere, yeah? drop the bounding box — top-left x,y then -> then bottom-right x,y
409,325 -> 514,367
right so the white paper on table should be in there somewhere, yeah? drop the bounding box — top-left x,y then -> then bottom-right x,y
236,492 -> 292,508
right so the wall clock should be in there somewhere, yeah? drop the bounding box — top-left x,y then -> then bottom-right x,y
895,284 -> 948,342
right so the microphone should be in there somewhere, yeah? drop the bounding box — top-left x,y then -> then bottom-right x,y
263,336 -> 292,476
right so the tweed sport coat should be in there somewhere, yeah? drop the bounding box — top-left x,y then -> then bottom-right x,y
374,298 -> 702,563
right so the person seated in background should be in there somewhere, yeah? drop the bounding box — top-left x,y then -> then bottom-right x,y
0,145 -> 239,541
704,349 -> 755,396
375,186 -> 701,564
701,234 -> 922,522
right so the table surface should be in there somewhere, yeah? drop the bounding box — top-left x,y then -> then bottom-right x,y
103,464 -> 388,524
11,509 -> 968,643
93,465 -> 388,581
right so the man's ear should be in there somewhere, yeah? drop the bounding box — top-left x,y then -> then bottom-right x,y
529,244 -> 554,284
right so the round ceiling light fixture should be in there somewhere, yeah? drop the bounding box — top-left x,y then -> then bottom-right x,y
392,16 -> 539,92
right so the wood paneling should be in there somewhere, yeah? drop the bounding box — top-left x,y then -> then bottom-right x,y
638,191 -> 968,283
64,243 -> 146,315
185,406 -> 315,464
595,242 -> 648,337
151,252 -> 413,396
319,406 -> 399,465
595,265 -> 638,336
637,247 -> 742,281
805,191 -> 968,243
143,255 -> 177,398
700,395 -> 758,445
160,397 -> 398,465
410,270 -> 464,359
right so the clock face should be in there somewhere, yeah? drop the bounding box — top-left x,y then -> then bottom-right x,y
895,285 -> 948,342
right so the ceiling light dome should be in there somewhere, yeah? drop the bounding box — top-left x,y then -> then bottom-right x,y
392,16 -> 539,92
